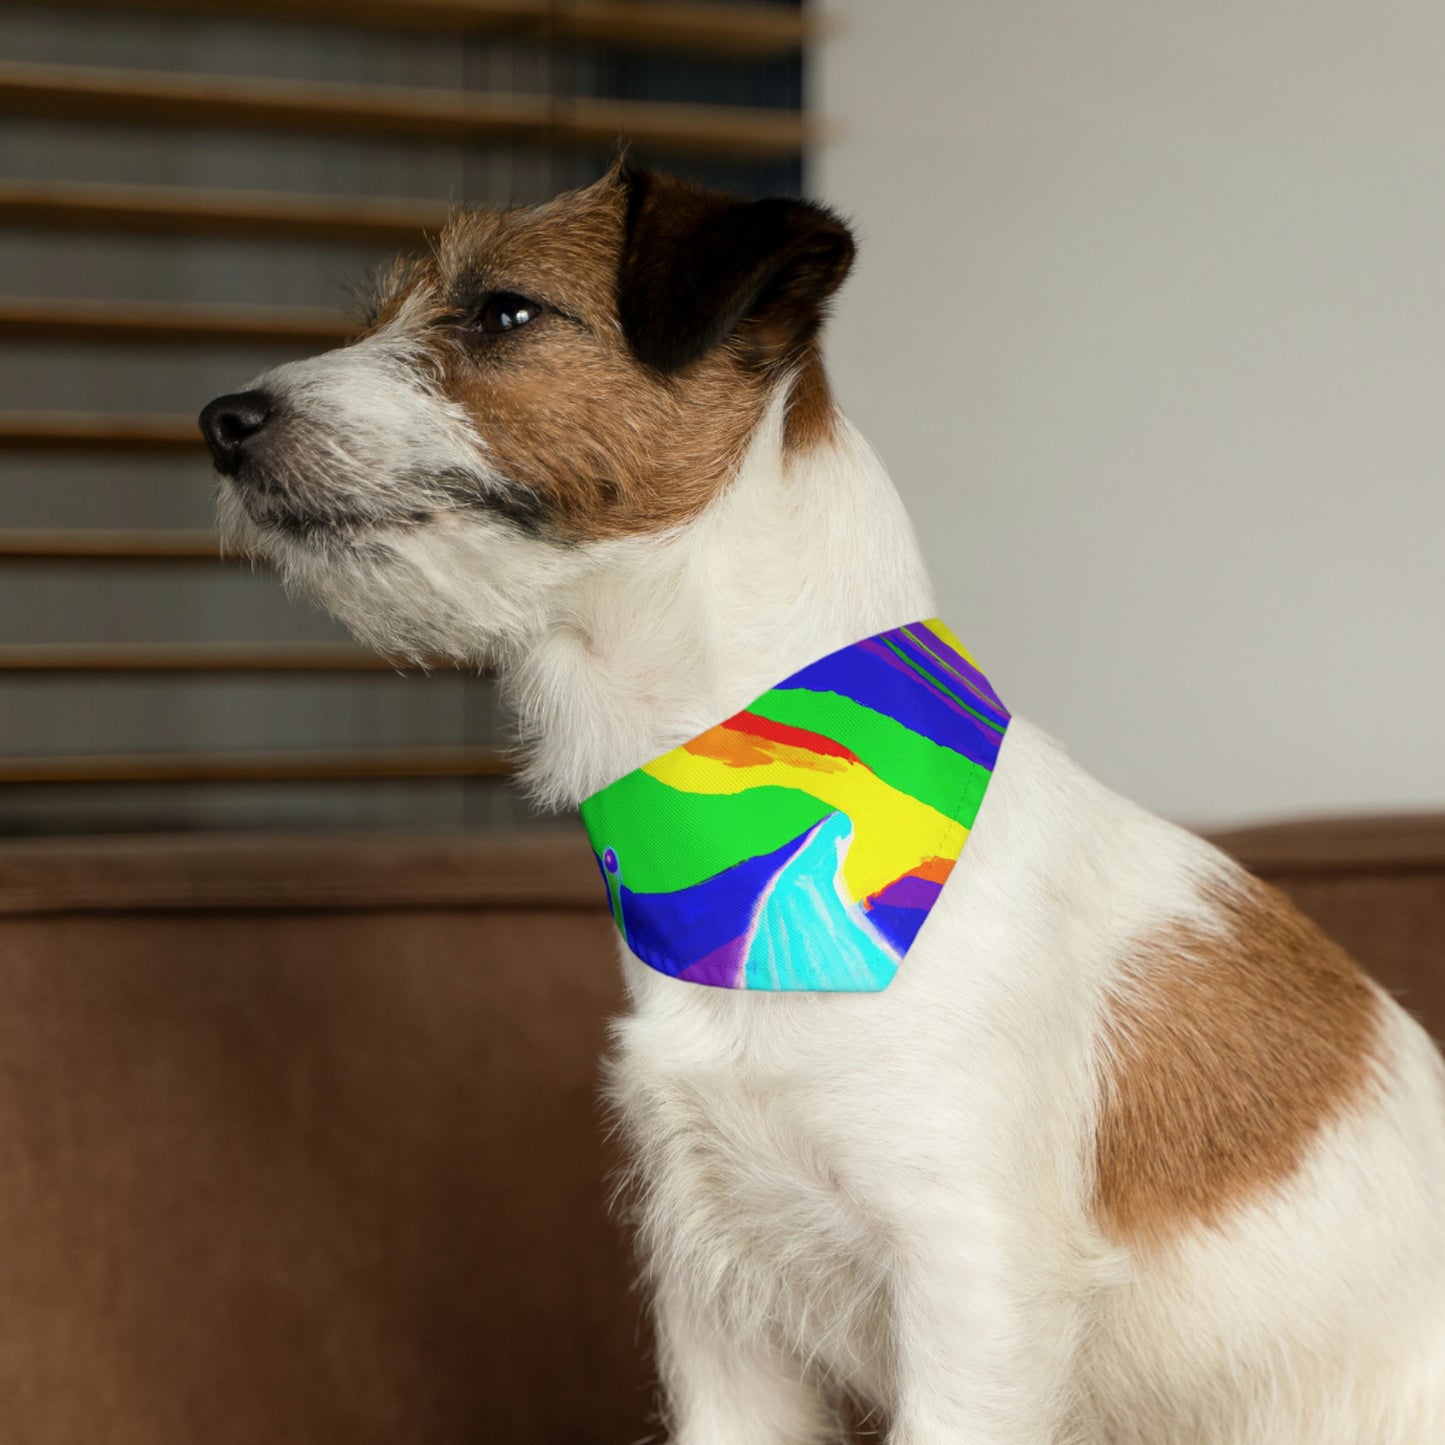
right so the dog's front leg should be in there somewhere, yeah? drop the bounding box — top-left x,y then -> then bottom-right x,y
885,1225 -> 1085,1445
654,1275 -> 841,1445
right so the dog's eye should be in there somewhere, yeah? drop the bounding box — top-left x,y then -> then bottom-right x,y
474,292 -> 542,335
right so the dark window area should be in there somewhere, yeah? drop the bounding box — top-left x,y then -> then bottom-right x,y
0,0 -> 807,836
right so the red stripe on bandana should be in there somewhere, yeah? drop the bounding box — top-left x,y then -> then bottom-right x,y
721,710 -> 861,764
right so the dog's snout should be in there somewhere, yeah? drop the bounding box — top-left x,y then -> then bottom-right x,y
199,390 -> 273,475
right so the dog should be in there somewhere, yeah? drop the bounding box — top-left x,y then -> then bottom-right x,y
200,163 -> 1445,1443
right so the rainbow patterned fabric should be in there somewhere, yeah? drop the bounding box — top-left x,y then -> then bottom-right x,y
578,620 -> 1010,993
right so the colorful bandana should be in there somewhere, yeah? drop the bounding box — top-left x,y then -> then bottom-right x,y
579,620 -> 1009,992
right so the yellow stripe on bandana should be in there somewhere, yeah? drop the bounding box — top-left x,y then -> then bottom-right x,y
643,736 -> 964,906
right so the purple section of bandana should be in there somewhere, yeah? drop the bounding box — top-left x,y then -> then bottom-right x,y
896,623 -> 1005,710
676,934 -> 748,988
869,873 -> 945,912
780,631 -> 1008,772
856,631 -> 1007,741
862,872 -> 946,955
865,903 -> 930,956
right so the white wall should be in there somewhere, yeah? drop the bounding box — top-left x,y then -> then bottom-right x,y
813,1 -> 1445,828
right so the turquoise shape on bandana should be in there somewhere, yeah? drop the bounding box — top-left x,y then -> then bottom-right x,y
742,813 -> 900,991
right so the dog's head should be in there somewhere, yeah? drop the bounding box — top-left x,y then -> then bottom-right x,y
199,166 -> 854,662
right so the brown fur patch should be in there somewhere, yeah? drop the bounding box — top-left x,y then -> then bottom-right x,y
362,170 -> 846,541
783,342 -> 839,453
384,178 -> 768,540
1094,873 -> 1382,1247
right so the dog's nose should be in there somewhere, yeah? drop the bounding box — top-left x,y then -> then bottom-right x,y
199,390 -> 273,475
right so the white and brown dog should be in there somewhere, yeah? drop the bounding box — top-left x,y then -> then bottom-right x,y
201,166 -> 1445,1443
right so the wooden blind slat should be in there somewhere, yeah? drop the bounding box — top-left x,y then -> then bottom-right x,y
0,180 -> 449,245
0,746 -> 512,784
0,643 -> 418,672
0,412 -> 201,452
0,13 -> 810,820
563,0 -> 815,57
18,0 -> 815,58
0,62 -> 818,161
0,298 -> 353,348
0,530 -> 228,561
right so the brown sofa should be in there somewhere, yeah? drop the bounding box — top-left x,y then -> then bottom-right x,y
0,819 -> 1439,1443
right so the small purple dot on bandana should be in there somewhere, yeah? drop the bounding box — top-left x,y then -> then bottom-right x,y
603,847 -> 619,875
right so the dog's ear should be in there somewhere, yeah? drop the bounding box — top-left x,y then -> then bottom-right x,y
618,167 -> 855,375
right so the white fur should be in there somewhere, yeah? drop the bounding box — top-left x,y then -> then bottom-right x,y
222,356 -> 1445,1443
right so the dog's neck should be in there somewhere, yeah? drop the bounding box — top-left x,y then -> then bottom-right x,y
506,391 -> 937,810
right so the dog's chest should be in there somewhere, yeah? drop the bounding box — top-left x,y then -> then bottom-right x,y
611,999 -> 893,1390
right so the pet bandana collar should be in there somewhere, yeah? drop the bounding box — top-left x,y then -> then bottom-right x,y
579,620 -> 1010,992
